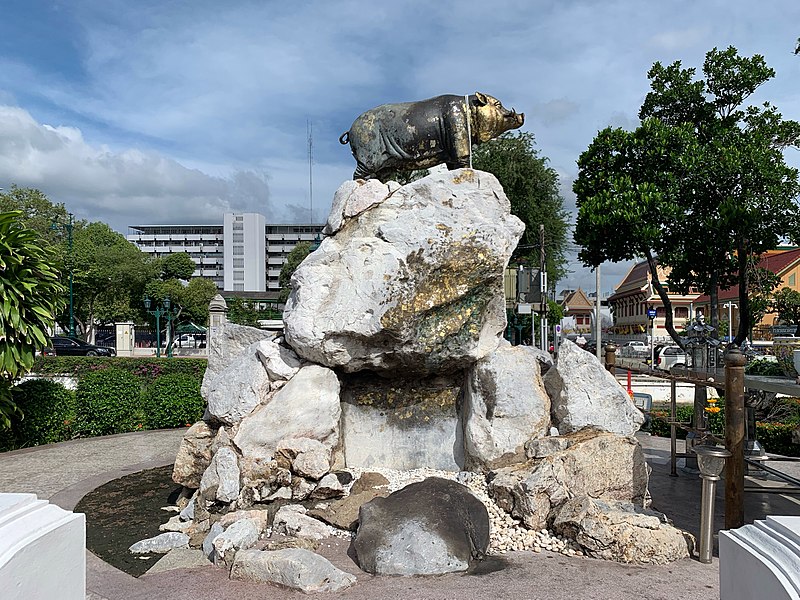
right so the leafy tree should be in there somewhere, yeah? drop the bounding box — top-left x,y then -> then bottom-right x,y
575,47 -> 800,347
279,241 -> 312,303
70,222 -> 154,340
747,258 -> 782,336
0,212 -> 66,428
771,287 -> 800,335
0,186 -> 72,244
159,252 -> 196,281
180,278 -> 219,325
472,131 -> 569,286
226,297 -> 281,327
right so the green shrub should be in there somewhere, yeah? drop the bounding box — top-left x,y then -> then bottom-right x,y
143,373 -> 205,429
650,398 -> 799,457
9,379 -> 75,447
75,369 -> 143,436
745,358 -> 784,377
31,356 -> 207,383
756,422 -> 798,457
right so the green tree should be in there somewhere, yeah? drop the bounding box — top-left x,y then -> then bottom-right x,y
0,186 -> 71,244
747,258 -> 782,336
472,131 -> 569,286
575,47 -> 800,347
180,278 -> 219,325
159,252 -> 196,281
0,212 -> 66,428
225,297 -> 281,327
70,222 -> 154,340
771,287 -> 800,335
279,241 -> 312,303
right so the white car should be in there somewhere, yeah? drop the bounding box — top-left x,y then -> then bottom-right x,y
620,340 -> 648,357
654,345 -> 689,371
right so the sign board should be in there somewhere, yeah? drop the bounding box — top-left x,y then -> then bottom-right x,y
517,303 -> 532,315
647,309 -> 657,319
555,324 -> 561,334
516,267 -> 543,304
772,325 -> 797,337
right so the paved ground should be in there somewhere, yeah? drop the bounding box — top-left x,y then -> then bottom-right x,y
2,429 -> 799,600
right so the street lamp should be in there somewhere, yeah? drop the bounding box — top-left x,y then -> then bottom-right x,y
52,213 -> 76,338
693,445 -> 731,563
723,302 -> 738,342
143,296 -> 179,358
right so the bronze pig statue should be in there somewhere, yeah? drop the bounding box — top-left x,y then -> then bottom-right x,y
339,92 -> 524,180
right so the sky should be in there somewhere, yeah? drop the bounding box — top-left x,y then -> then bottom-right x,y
1,0 -> 799,295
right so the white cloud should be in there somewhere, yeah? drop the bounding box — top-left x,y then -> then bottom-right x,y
0,105 -> 268,229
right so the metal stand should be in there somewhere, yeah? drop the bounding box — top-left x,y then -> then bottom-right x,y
694,445 -> 731,563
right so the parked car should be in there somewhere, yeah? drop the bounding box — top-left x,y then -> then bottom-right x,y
620,340 -> 649,358
50,336 -> 117,357
654,345 -> 688,371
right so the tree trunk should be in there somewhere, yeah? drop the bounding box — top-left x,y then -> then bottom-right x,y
709,272 -> 719,337
645,251 -> 685,350
734,241 -> 749,346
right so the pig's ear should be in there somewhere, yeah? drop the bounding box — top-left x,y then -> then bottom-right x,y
474,92 -> 488,106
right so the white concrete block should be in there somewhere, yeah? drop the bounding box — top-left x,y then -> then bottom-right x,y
720,515 -> 800,600
0,493 -> 85,600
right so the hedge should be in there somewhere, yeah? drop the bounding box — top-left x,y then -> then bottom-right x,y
143,373 -> 204,429
649,399 -> 799,457
31,356 -> 207,381
0,380 -> 76,451
74,368 -> 144,436
0,357 -> 210,451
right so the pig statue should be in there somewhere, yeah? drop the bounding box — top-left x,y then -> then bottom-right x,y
339,92 -> 524,180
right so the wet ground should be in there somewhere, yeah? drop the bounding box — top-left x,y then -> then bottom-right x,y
75,465 -> 182,577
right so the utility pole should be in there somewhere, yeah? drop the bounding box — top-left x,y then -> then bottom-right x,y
539,225 -> 548,351
595,264 -> 602,360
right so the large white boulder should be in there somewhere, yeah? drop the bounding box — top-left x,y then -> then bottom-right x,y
202,323 -> 278,395
488,429 -> 649,531
283,169 -> 524,375
199,447 -> 240,504
463,341 -> 551,470
545,340 -> 644,436
552,497 -> 692,564
233,365 -> 341,462
230,548 -> 357,593
204,342 -> 272,425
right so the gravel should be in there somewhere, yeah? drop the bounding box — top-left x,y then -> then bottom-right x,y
344,467 -> 583,557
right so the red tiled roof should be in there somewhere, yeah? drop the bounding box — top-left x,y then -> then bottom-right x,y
694,248 -> 800,304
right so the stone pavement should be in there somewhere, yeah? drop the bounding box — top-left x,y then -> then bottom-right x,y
4,429 -> 798,600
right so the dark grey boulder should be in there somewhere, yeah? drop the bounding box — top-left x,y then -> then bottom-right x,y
353,477 -> 489,575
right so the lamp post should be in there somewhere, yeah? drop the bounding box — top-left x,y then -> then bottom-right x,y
52,213 -> 76,338
723,302 -> 738,342
143,296 -> 179,358
693,445 -> 731,563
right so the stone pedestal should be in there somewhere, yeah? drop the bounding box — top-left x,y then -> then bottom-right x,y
719,515 -> 800,600
0,493 -> 85,600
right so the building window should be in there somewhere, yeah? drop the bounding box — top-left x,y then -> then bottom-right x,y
675,307 -> 688,318
233,245 -> 244,256
233,222 -> 243,231
234,283 -> 244,291
790,274 -> 796,287
233,258 -> 244,268
233,233 -> 244,243
656,307 -> 666,318
233,270 -> 244,281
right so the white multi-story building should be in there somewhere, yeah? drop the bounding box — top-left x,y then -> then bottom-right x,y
127,213 -> 323,293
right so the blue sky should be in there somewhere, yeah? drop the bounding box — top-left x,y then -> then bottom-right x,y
1,0 -> 799,294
